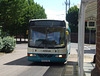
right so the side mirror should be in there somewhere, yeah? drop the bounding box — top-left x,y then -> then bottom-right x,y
66,31 -> 69,35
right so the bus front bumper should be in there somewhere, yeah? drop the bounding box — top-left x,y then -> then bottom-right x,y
27,53 -> 67,62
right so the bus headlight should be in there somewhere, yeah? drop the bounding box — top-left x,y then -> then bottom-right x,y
30,54 -> 33,56
59,55 -> 62,57
28,54 -> 36,57
55,55 -> 66,58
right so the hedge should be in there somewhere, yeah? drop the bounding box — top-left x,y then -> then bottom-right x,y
0,36 -> 16,53
0,37 -> 3,51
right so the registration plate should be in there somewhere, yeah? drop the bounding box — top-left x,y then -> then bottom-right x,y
41,60 -> 50,62
43,50 -> 51,52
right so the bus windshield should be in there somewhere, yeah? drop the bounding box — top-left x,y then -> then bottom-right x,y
29,27 -> 65,48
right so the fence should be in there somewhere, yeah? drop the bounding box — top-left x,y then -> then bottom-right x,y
71,32 -> 96,44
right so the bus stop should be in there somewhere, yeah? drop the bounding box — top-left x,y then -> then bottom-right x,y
78,0 -> 97,76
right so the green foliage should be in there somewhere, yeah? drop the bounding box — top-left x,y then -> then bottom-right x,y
0,0 -> 47,36
66,6 -> 79,25
66,6 -> 79,33
69,24 -> 78,33
2,36 -> 16,53
0,27 -> 1,36
0,29 -> 8,38
0,29 -> 16,53
0,37 -> 3,50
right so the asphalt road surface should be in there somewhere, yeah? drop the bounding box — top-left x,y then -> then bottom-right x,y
0,43 -> 95,76
0,43 -> 67,76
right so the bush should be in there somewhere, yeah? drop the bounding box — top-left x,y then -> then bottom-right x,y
2,36 -> 16,53
0,37 -> 3,51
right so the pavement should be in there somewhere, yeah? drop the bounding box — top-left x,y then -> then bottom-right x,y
62,43 -> 96,76
62,54 -> 78,76
84,44 -> 96,76
0,43 -> 96,76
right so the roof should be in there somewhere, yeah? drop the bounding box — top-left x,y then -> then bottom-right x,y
85,1 -> 97,21
81,0 -> 96,2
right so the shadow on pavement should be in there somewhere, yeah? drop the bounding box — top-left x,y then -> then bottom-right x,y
43,61 -> 78,76
43,65 -> 65,76
84,62 -> 95,76
4,56 -> 64,66
4,56 -> 31,66
16,41 -> 28,44
76,49 -> 95,54
62,61 -> 78,76
4,56 -> 78,76
84,49 -> 95,54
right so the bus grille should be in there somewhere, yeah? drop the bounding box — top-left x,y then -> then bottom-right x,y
38,54 -> 53,58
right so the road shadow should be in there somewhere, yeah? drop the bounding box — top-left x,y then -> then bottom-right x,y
30,62 -> 64,66
4,56 -> 32,66
4,56 -> 78,76
4,56 -> 64,66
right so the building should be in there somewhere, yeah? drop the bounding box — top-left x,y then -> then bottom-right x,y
92,0 -> 100,75
78,0 -> 100,76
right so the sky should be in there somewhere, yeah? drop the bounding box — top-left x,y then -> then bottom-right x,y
34,0 -> 81,20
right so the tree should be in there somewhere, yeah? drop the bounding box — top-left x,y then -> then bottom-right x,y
20,0 -> 47,41
0,0 -> 26,35
0,0 -> 47,41
66,6 -> 79,32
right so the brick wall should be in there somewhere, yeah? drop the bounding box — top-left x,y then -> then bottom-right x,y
96,0 -> 100,74
71,33 -> 78,43
91,0 -> 100,76
71,33 -> 96,44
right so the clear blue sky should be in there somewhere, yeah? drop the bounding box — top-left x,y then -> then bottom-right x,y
34,0 -> 81,20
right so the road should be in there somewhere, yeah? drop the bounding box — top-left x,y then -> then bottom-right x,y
0,43 -> 67,76
0,43 -> 95,76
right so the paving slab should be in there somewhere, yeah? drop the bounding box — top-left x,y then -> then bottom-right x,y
62,54 -> 78,76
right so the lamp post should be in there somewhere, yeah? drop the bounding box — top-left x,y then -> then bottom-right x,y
65,0 -> 70,15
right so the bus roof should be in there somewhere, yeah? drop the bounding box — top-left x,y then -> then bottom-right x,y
29,19 -> 65,22
29,19 -> 70,30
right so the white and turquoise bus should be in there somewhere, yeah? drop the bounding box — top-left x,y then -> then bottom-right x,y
27,19 -> 71,63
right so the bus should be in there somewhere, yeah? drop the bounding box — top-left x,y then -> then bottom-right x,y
27,19 -> 71,63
